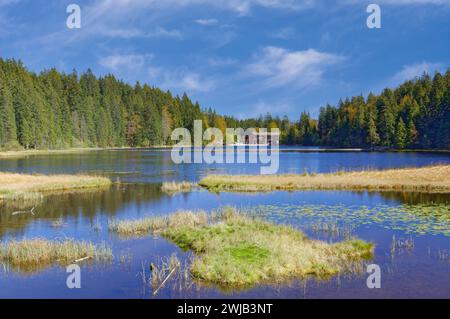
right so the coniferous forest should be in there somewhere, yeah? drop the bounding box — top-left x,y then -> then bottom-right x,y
0,58 -> 449,150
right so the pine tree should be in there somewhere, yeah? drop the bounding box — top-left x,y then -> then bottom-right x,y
395,118 -> 407,149
0,84 -> 17,146
161,105 -> 173,145
213,115 -> 227,137
406,118 -> 417,148
367,115 -> 380,148
286,125 -> 299,145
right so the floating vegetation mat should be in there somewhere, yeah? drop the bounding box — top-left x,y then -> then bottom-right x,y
248,203 -> 450,237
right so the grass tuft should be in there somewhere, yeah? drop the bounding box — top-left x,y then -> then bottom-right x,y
108,210 -> 208,237
0,238 -> 112,272
161,181 -> 197,194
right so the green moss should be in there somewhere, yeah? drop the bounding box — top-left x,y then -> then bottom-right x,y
227,245 -> 270,264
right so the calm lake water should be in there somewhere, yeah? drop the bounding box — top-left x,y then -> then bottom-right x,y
0,148 -> 449,298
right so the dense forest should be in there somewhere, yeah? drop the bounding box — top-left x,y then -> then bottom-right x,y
0,58 -> 205,149
232,70 -> 450,149
0,58 -> 449,150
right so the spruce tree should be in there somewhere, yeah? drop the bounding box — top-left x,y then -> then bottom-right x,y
0,84 -> 17,146
395,117 -> 407,149
367,114 -> 380,148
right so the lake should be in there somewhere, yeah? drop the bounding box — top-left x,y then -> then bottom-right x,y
0,148 -> 449,298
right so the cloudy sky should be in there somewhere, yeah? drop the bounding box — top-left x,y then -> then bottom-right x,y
0,0 -> 449,118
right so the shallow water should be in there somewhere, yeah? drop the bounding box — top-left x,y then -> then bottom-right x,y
0,149 -> 449,298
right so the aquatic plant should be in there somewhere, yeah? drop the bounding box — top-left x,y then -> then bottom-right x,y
51,218 -> 67,229
391,235 -> 415,256
139,254 -> 193,296
91,220 -> 103,232
435,249 -> 449,261
249,202 -> 450,237
309,222 -> 354,240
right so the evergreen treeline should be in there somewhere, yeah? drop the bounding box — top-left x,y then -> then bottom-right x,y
0,58 -> 448,150
315,70 -> 450,149
229,70 -> 449,149
0,58 -> 205,149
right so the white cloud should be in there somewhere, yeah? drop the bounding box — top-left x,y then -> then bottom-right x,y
98,52 -> 215,92
195,18 -> 219,26
238,100 -> 293,118
390,62 -> 444,85
376,0 -> 449,4
221,0 -> 311,14
148,67 -> 216,92
342,0 -> 449,4
0,0 -> 23,37
269,27 -> 296,39
0,0 -> 20,6
243,47 -> 344,88
147,27 -> 183,39
88,0 -> 448,19
99,27 -> 182,39
177,73 -> 215,92
89,0 -> 313,16
99,54 -> 151,71
99,28 -> 144,38
208,57 -> 239,67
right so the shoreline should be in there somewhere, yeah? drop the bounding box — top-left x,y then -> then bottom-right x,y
0,146 -> 448,158
0,146 -> 172,158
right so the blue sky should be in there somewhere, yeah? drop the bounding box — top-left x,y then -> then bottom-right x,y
0,0 -> 449,119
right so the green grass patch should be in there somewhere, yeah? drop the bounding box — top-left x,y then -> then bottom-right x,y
111,207 -> 374,287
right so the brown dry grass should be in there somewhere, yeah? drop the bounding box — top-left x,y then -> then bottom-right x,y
108,210 -> 208,236
199,165 -> 450,193
0,238 -> 112,272
0,148 -> 104,159
0,172 -> 112,200
161,181 -> 197,194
